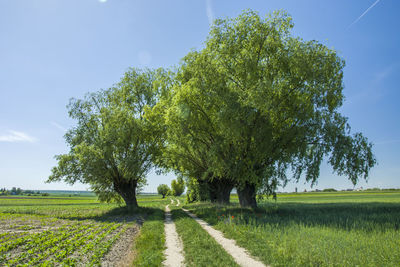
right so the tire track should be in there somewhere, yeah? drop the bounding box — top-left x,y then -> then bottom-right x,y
163,205 -> 185,267
182,208 -> 267,267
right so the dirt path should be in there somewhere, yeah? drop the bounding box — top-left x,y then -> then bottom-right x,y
182,208 -> 267,267
176,198 -> 180,206
163,205 -> 185,267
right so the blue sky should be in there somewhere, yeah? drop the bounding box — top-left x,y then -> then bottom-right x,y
0,0 -> 399,192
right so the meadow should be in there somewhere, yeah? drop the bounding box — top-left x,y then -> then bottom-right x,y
0,190 -> 399,266
184,191 -> 400,266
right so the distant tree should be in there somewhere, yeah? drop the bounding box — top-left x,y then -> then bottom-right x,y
185,178 -> 199,203
11,187 -> 23,195
323,188 -> 337,192
171,177 -> 185,196
157,184 -> 170,198
47,69 -> 165,208
0,188 -> 8,195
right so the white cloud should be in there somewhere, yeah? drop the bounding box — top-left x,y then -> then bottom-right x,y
0,130 -> 37,143
99,0 -> 107,3
348,0 -> 380,29
206,0 -> 214,26
51,122 -> 67,132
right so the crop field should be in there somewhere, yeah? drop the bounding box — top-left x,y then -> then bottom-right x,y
1,191 -> 399,266
183,191 -> 400,266
0,194 -> 167,266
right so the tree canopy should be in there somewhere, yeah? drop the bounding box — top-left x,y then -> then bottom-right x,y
148,10 -> 376,208
171,176 -> 185,196
157,184 -> 170,198
49,10 -> 376,209
47,68 -> 164,208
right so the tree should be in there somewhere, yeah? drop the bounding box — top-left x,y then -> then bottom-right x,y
148,51 -> 237,204
209,10 -> 375,208
47,68 -> 164,208
11,187 -> 23,195
157,184 -> 170,198
171,176 -> 185,196
151,10 -> 375,208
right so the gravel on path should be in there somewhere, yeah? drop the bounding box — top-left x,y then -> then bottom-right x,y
182,208 -> 267,267
163,205 -> 185,267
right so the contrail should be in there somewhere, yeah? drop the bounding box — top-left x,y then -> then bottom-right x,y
348,0 -> 380,29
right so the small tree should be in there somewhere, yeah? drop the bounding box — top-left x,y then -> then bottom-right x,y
171,177 -> 185,196
157,184 -> 170,198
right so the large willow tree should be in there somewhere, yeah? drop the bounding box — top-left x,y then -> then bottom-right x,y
150,10 -> 376,208
48,69 -> 164,208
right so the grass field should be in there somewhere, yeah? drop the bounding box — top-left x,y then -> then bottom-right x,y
1,191 -> 399,266
184,191 -> 400,266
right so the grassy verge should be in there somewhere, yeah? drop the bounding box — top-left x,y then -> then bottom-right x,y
131,202 -> 166,267
184,195 -> 400,266
171,208 -> 239,267
131,207 -> 165,267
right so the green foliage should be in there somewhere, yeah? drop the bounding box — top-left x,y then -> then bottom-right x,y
185,177 -> 212,203
323,188 -> 337,192
171,176 -> 185,196
185,177 -> 200,203
148,9 -> 375,204
157,184 -> 170,198
11,187 -> 23,195
47,68 -> 165,207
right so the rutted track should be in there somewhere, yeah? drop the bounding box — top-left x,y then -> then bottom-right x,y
163,203 -> 185,267
182,208 -> 267,267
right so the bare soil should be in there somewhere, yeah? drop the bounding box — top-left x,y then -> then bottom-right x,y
101,224 -> 139,267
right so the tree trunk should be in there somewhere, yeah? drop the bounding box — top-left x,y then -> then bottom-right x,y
114,178 -> 138,208
237,182 -> 257,209
208,178 -> 234,205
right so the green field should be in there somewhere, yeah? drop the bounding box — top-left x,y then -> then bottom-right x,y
0,194 -> 168,266
185,191 -> 400,267
1,191 -> 399,266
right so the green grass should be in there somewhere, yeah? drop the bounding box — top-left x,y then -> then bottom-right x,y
131,197 -> 169,267
131,207 -> 165,267
171,207 -> 239,267
4,191 -> 398,266
184,191 -> 400,267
